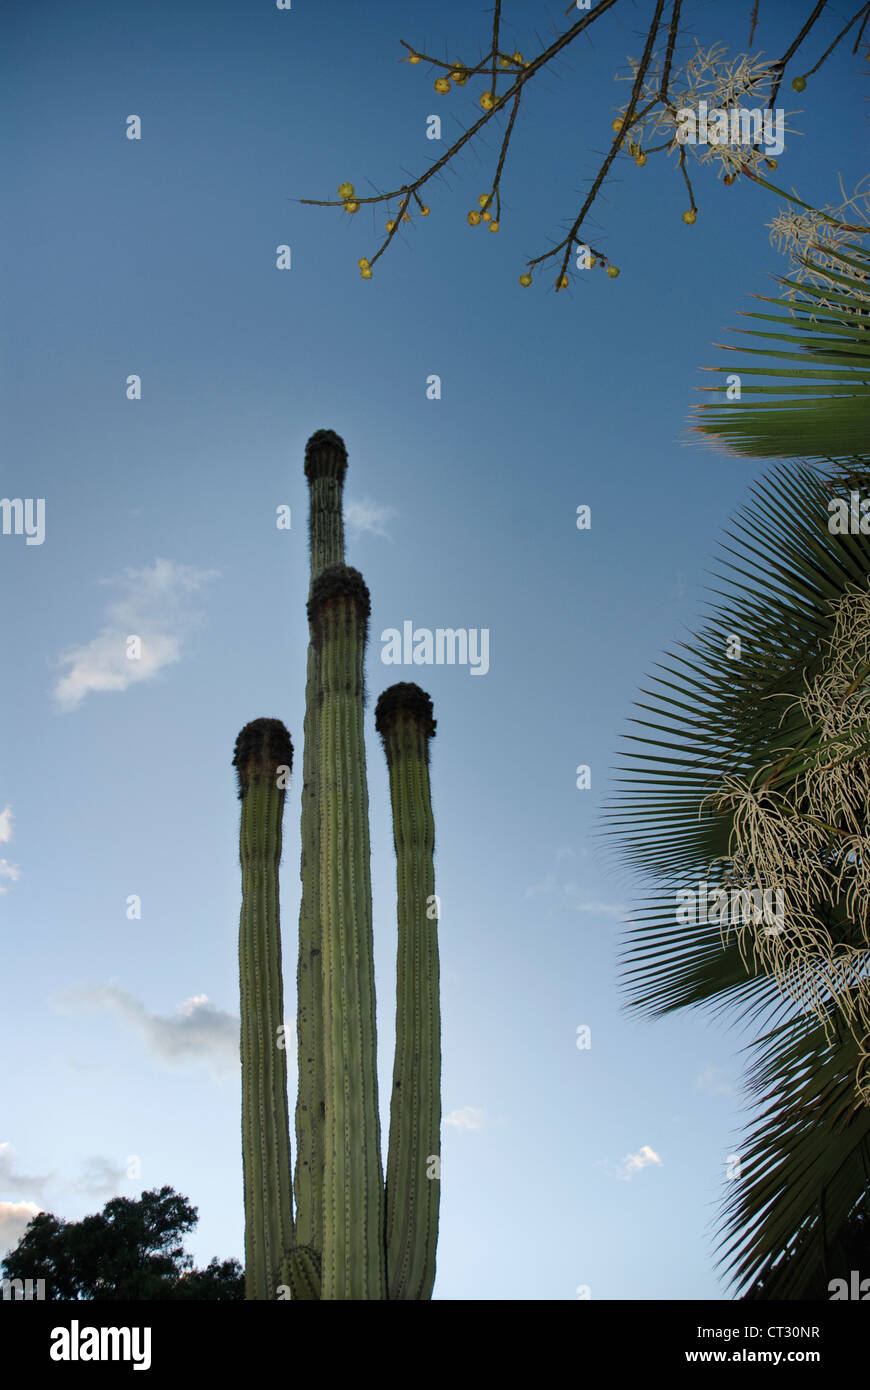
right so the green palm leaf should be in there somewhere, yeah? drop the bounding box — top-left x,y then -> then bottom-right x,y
690,243 -> 870,463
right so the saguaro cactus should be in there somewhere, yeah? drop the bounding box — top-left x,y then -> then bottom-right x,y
233,717 -> 295,1301
376,683 -> 440,1301
294,430 -> 347,1259
235,431 -> 442,1300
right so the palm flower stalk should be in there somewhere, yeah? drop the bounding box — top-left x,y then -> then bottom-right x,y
294,429 -> 347,1261
308,564 -> 386,1300
376,683 -> 441,1301
234,717 -> 296,1301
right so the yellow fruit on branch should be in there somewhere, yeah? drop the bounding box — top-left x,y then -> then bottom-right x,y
519,273 -> 532,287
338,182 -> 354,199
467,210 -> 482,226
344,200 -> 360,214
682,209 -> 697,224
434,77 -> 450,95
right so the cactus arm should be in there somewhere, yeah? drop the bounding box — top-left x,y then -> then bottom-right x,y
376,684 -> 441,1301
310,565 -> 386,1300
234,718 -> 296,1301
294,430 -> 348,1257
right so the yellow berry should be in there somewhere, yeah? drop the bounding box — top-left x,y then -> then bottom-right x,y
499,56 -> 510,68
606,265 -> 620,278
634,152 -> 647,167
612,118 -> 624,132
588,257 -> 597,268
420,205 -> 431,216
338,182 -> 355,199
519,273 -> 532,287
408,51 -> 421,64
434,77 -> 451,95
467,210 -> 482,226
386,220 -> 396,232
482,211 -> 492,222
402,212 -> 411,222
450,67 -> 467,84
765,158 -> 778,169
480,91 -> 495,110
478,194 -> 493,208
489,220 -> 499,232
556,275 -> 569,290
360,267 -> 373,279
682,209 -> 697,224
344,200 -> 360,214
358,257 -> 370,269
791,74 -> 806,91
512,52 -> 523,64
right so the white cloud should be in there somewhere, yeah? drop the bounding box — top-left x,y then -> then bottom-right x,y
345,498 -> 396,540
696,1065 -> 735,1097
0,860 -> 21,895
0,806 -> 13,843
0,1201 -> 42,1256
443,1106 -> 486,1132
59,984 -> 238,1080
616,1145 -> 662,1180
53,558 -> 218,710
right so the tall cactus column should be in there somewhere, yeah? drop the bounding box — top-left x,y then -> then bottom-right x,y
376,684 -> 441,1301
234,717 -> 296,1301
309,564 -> 386,1300
294,430 -> 348,1259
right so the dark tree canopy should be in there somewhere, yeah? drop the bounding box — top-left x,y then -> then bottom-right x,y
1,1186 -> 243,1301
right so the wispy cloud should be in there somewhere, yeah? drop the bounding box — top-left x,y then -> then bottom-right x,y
443,1106 -> 486,1132
345,498 -> 397,540
70,1156 -> 129,1198
0,806 -> 13,843
598,1145 -> 663,1181
696,1065 -> 735,1097
524,874 -> 624,920
0,1143 -> 54,1202
53,558 -> 218,710
0,1201 -> 42,1256
58,984 -> 238,1081
0,860 -> 21,896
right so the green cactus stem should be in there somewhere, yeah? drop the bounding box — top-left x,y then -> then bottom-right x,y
234,717 -> 296,1301
309,565 -> 386,1300
294,429 -> 348,1258
376,684 -> 441,1300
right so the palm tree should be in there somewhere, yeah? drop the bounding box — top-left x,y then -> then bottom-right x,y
605,232 -> 870,1297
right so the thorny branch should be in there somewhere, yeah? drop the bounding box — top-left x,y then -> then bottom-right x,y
300,0 -> 868,292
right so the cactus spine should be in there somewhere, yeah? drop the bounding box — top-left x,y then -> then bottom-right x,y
236,430 -> 441,1300
376,684 -> 441,1301
234,718 -> 295,1301
294,430 -> 347,1259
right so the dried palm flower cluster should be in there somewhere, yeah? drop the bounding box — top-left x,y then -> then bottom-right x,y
711,584 -> 870,1100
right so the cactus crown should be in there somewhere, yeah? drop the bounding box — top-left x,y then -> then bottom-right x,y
375,683 -> 437,747
232,717 -> 294,798
307,564 -> 371,627
304,429 -> 348,481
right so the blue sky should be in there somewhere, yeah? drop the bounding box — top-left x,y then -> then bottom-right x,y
2,0 -> 866,1299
